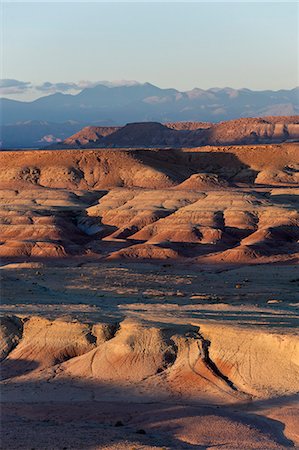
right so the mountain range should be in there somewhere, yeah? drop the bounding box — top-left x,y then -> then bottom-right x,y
1,82 -> 298,148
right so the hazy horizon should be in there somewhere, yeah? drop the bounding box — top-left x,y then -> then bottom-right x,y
1,79 -> 299,103
1,2 -> 298,101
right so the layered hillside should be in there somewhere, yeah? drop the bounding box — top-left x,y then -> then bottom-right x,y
165,121 -> 212,130
1,143 -> 299,190
51,116 -> 299,149
0,143 -> 298,262
2,316 -> 298,402
201,116 -> 299,145
59,126 -> 120,148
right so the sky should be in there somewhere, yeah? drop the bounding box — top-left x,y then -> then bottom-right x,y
1,1 -> 298,100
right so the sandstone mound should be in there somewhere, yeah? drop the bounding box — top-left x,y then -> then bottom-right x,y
1,317 -> 97,379
55,126 -> 120,149
0,240 -> 67,258
200,116 -> 299,145
203,245 -> 263,263
87,189 -> 202,239
63,320 -> 299,400
174,173 -> 229,190
0,189 -> 90,258
165,331 -> 246,403
108,243 -> 180,260
3,315 -> 297,449
96,122 -> 187,148
255,168 -> 299,185
62,319 -> 176,382
1,317 -> 298,402
165,121 -> 212,130
126,191 -> 267,245
103,189 -> 298,261
60,320 -> 245,404
200,324 -> 299,398
0,316 -> 23,361
0,262 -> 44,270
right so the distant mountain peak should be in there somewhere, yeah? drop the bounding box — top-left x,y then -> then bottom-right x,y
1,83 -> 298,148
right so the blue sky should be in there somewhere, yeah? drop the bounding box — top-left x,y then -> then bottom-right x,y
1,2 -> 298,100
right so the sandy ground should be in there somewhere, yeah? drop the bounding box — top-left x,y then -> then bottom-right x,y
1,260 -> 298,324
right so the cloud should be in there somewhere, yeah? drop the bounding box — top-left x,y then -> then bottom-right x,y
0,79 -> 32,95
36,81 -> 81,93
36,80 -> 141,93
75,80 -> 102,89
0,79 -> 143,98
93,80 -> 140,88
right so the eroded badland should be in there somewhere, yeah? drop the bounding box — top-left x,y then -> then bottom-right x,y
0,141 -> 298,449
